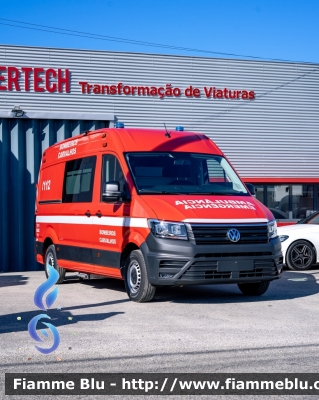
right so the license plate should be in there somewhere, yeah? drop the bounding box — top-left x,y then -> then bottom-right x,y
218,260 -> 254,271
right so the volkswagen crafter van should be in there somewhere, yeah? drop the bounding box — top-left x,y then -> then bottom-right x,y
35,125 -> 283,302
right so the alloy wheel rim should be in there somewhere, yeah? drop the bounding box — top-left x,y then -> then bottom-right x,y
291,244 -> 313,269
128,261 -> 141,294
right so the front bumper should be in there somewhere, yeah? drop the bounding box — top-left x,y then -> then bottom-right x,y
141,234 -> 283,286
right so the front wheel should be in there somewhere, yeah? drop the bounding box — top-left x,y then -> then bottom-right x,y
124,250 -> 156,302
237,281 -> 270,296
45,244 -> 65,284
286,240 -> 315,271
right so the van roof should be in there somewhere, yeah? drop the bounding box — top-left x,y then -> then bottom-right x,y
43,128 -> 223,164
110,128 -> 222,154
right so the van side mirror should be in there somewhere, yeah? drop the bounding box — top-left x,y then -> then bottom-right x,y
102,181 -> 125,203
245,183 -> 256,196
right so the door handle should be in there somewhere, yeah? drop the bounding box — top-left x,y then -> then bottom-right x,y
85,211 -> 91,217
96,212 -> 102,218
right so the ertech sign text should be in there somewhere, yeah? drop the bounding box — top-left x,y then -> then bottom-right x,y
0,66 -> 70,92
0,65 -> 254,99
79,82 -> 255,100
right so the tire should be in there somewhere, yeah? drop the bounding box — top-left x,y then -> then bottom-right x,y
44,244 -> 65,284
124,250 -> 156,302
286,240 -> 315,271
237,281 -> 270,296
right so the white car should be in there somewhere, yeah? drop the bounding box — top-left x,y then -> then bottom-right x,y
278,214 -> 319,271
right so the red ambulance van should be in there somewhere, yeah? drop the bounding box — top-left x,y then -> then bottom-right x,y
35,125 -> 282,302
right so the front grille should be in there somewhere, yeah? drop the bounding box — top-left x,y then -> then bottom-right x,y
179,257 -> 278,281
159,260 -> 188,276
190,223 -> 269,245
195,252 -> 272,258
159,260 -> 188,269
239,259 -> 278,278
180,259 -> 218,280
205,271 -> 232,279
181,262 -> 232,281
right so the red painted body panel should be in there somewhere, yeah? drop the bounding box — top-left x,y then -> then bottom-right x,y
43,128 -> 223,169
140,195 -> 273,221
36,254 -> 43,264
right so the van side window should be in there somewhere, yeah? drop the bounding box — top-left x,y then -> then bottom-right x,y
101,154 -> 127,198
62,156 -> 96,203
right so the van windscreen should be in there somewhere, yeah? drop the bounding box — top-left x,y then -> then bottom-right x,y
125,152 -> 248,195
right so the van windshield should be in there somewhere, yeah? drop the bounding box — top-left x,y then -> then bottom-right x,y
125,152 -> 249,195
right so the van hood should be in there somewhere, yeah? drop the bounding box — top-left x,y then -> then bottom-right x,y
140,195 -> 272,223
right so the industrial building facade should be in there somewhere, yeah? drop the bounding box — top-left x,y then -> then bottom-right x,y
0,44 -> 318,271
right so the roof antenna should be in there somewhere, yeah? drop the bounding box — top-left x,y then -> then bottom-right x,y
164,123 -> 171,138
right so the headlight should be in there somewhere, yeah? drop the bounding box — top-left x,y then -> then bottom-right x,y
279,235 -> 289,243
267,220 -> 278,239
148,220 -> 188,240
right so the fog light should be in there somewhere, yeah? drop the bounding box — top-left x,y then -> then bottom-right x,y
159,273 -> 174,278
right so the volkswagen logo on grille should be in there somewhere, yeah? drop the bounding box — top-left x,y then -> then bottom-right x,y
227,228 -> 240,243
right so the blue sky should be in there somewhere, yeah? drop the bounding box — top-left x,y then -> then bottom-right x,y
0,0 -> 318,63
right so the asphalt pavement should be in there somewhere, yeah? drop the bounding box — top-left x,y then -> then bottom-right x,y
1,268 -> 319,399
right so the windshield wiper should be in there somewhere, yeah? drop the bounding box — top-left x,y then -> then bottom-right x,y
138,189 -> 247,195
186,192 -> 245,195
139,189 -> 190,194
139,189 -> 170,194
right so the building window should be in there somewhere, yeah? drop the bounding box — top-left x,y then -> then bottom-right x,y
251,184 -> 318,221
266,185 -> 290,219
291,185 -> 314,219
255,185 -> 265,204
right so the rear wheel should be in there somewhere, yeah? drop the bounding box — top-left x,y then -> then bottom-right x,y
237,281 -> 270,296
124,250 -> 156,302
44,244 -> 65,284
286,240 -> 315,271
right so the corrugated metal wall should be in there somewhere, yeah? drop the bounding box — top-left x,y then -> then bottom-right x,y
0,118 -> 109,272
1,44 -> 319,178
0,44 -> 319,272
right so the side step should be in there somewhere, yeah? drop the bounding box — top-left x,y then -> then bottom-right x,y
77,273 -> 90,280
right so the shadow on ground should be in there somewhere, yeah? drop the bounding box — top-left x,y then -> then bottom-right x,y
0,298 -> 127,335
153,270 -> 319,304
63,275 -> 126,294
1,270 -> 318,336
63,269 -> 319,305
0,275 -> 29,288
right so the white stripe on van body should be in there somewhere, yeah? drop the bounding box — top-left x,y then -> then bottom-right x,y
36,216 -> 149,228
183,218 -> 269,223
36,216 -> 269,227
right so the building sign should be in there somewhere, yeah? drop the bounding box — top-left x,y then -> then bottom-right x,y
78,82 -> 255,99
0,66 -> 70,92
0,66 -> 255,99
